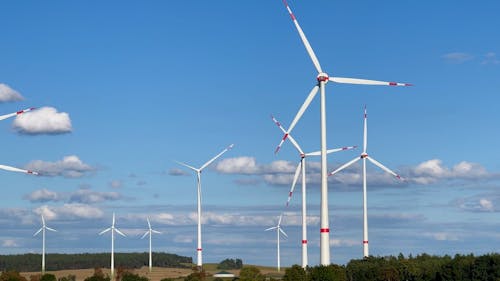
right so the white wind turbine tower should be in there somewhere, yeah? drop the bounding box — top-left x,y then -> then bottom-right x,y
141,217 -> 161,272
265,214 -> 288,272
272,115 -> 356,268
33,214 -> 56,274
329,106 -> 404,258
176,144 -> 234,268
1,107 -> 39,175
276,0 -> 411,265
99,213 -> 126,280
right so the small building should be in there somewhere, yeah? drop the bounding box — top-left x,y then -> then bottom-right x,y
213,271 -> 236,278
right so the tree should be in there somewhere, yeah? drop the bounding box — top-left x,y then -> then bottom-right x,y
121,273 -> 148,281
308,265 -> 346,281
39,275 -> 56,281
0,271 -> 28,281
83,268 -> 110,281
239,266 -> 264,281
217,258 -> 243,270
283,265 -> 307,281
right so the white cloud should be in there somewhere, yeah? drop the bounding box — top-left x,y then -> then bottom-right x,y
424,232 -> 459,241
482,52 -> 500,65
34,204 -> 104,220
25,155 -> 94,178
479,199 -> 494,211
109,180 -> 122,189
442,52 -> 474,63
409,159 -> 491,184
69,189 -> 121,204
0,83 -> 24,102
174,235 -> 193,243
13,106 -> 72,135
24,188 -> 60,203
215,157 -> 260,174
169,168 -> 189,176
331,239 -> 359,247
2,239 -> 19,247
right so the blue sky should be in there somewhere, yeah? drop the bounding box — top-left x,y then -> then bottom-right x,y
1,0 -> 500,267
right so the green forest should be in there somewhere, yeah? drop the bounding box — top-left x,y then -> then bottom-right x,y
283,253 -> 500,281
0,252 -> 192,272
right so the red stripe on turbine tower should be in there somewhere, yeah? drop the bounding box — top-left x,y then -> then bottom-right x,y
302,240 -> 308,244
197,248 -> 202,251
320,228 -> 329,233
363,241 -> 369,244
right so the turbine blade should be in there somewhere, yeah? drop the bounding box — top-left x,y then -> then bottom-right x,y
0,164 -> 38,175
147,217 -> 151,229
328,157 -> 361,176
364,106 -> 368,153
33,228 -> 43,236
0,107 -> 36,121
152,230 -> 161,234
112,213 -> 115,226
279,227 -> 288,238
199,144 -> 234,171
281,0 -> 322,73
99,228 -> 111,235
41,215 -> 45,226
271,115 -> 304,154
306,145 -> 357,156
330,77 -> 412,86
265,226 -> 278,231
276,85 -> 319,154
141,231 -> 149,239
278,213 -> 284,226
175,161 -> 198,172
46,227 -> 57,232
285,162 -> 302,207
115,228 -> 126,237
367,157 -> 404,181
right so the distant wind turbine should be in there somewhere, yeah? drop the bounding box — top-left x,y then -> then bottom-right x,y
271,115 -> 356,268
265,214 -> 288,272
1,108 -> 38,175
99,213 -> 126,280
329,106 -> 404,258
276,0 -> 411,265
176,144 -> 234,268
33,214 -> 56,274
141,217 -> 161,272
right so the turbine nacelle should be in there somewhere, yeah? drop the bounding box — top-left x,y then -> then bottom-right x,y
316,73 -> 329,83
361,153 -> 368,159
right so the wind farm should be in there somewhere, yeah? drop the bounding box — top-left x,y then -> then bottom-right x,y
1,0 -> 499,279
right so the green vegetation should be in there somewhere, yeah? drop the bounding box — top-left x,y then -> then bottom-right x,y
0,253 -> 192,272
282,253 -> 500,281
216,259 -> 242,270
239,266 -> 264,281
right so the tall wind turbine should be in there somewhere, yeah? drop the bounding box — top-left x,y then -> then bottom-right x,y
99,213 -> 126,280
141,217 -> 161,272
33,214 -> 56,274
176,144 -> 234,268
265,214 -> 288,272
276,0 -> 411,265
272,115 -> 356,268
1,107 -> 39,175
328,106 -> 404,258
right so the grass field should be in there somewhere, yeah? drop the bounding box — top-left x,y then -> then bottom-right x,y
20,264 -> 285,281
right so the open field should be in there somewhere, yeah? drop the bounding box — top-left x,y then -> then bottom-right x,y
20,264 -> 284,281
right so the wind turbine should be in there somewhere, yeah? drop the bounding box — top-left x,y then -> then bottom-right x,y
1,107 -> 38,175
265,214 -> 288,272
328,106 -> 404,258
141,217 -> 161,272
272,115 -> 356,268
276,0 -> 411,265
176,144 -> 234,268
0,107 -> 35,121
33,214 -> 56,274
99,213 -> 126,280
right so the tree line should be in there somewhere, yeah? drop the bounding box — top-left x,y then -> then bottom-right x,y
0,252 -> 192,272
283,253 -> 500,281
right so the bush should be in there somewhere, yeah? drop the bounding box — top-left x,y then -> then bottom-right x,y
239,266 -> 264,281
40,275 -> 56,281
0,271 -> 28,281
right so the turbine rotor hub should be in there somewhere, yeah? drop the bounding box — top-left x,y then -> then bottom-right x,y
317,72 -> 329,83
361,153 -> 368,159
